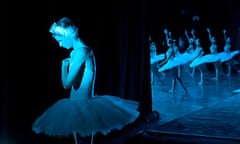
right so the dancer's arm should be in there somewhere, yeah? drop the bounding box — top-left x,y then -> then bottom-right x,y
223,29 -> 227,42
206,28 -> 212,41
164,28 -> 169,42
191,29 -> 196,41
184,30 -> 190,42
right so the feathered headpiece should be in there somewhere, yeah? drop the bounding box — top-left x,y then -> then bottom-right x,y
49,22 -> 72,36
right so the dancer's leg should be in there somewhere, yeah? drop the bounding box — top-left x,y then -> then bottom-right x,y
176,66 -> 189,95
169,78 -> 176,93
219,62 -> 225,77
202,64 -> 211,79
151,71 -> 153,84
73,132 -> 86,144
198,66 -> 203,85
177,66 -> 181,78
226,62 -> 231,76
169,68 -> 177,92
229,60 -> 240,74
213,62 -> 219,80
191,67 -> 196,77
90,133 -> 94,144
176,77 -> 188,94
73,132 -> 78,144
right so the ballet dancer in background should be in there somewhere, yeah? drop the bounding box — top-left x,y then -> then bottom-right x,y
185,29 -> 196,54
149,36 -> 165,84
159,29 -> 189,95
220,29 -> 240,77
173,39 -> 182,77
189,38 -> 211,84
184,29 -> 197,77
206,28 -> 224,80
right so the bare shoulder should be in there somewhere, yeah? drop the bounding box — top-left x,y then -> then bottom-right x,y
71,48 -> 90,58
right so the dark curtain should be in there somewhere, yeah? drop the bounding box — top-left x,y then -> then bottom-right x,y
1,0 -> 8,141
114,0 -> 152,116
73,0 -> 153,116
85,0 -> 152,117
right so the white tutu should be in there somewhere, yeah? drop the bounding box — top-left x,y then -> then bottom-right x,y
219,50 -> 240,62
32,95 -> 139,137
190,53 -> 221,67
158,51 -> 199,72
150,54 -> 165,64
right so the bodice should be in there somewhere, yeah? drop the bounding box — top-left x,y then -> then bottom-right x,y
210,44 -> 217,54
224,44 -> 231,53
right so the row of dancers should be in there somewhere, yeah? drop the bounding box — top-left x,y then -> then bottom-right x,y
150,27 -> 240,94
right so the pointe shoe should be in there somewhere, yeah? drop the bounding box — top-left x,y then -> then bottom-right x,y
168,89 -> 174,93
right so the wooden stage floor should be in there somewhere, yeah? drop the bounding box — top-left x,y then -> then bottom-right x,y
145,66 -> 240,143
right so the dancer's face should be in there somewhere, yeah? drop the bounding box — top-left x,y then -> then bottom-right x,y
50,23 -> 77,49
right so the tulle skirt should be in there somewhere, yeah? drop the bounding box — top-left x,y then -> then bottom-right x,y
150,54 -> 165,64
219,50 -> 240,62
32,95 -> 140,137
190,53 -> 221,67
158,52 -> 199,72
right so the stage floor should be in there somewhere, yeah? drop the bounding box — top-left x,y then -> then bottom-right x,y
152,67 -> 240,125
150,66 -> 240,141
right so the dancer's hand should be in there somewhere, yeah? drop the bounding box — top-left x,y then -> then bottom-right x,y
191,29 -> 195,34
206,28 -> 210,33
164,29 -> 168,35
62,58 -> 71,66
223,29 -> 226,34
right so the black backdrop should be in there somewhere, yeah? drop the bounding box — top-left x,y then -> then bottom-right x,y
3,0 -> 240,143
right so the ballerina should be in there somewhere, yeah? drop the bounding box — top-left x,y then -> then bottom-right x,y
158,29 -> 189,95
184,29 -> 197,77
219,29 -> 240,76
206,28 -> 224,80
149,37 -> 165,65
189,39 -> 211,84
149,36 -> 165,84
158,29 -> 200,73
32,17 -> 140,144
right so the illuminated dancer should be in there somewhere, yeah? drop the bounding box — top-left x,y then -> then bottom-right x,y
185,29 -> 196,54
149,36 -> 165,84
189,38 -> 211,84
184,29 -> 197,77
149,36 -> 165,65
158,30 -> 200,73
219,29 -> 240,76
159,29 -> 189,95
32,17 -> 140,144
173,39 -> 182,77
206,28 -> 224,80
